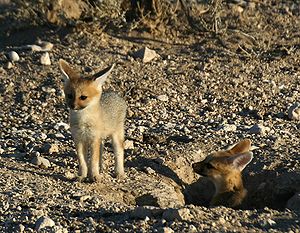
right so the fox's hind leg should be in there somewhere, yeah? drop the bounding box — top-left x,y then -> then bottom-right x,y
112,128 -> 125,178
99,141 -> 104,173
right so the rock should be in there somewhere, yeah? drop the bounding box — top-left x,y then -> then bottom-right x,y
248,124 -> 269,135
17,224 -> 25,233
42,143 -> 59,154
37,39 -> 54,51
132,47 -> 159,63
8,51 -> 20,62
144,167 -> 156,175
222,124 -> 237,132
288,103 -> 300,120
157,95 -> 169,102
40,52 -> 51,65
188,225 -> 197,232
267,219 -> 276,226
31,156 -> 51,168
124,140 -> 134,150
135,177 -> 185,208
286,193 -> 300,211
158,227 -> 174,233
54,122 -> 70,131
35,216 -> 55,231
162,208 -> 192,221
5,61 -> 13,69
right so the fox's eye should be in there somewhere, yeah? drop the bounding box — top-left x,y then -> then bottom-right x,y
79,95 -> 87,100
67,94 -> 73,99
206,163 -> 214,169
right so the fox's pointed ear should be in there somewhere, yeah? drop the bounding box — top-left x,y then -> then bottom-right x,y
59,59 -> 78,82
92,64 -> 115,88
227,152 -> 253,171
227,139 -> 251,155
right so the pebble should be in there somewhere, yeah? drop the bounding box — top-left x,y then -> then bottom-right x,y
145,167 -> 156,175
222,124 -> 237,132
40,52 -> 51,65
35,216 -> 55,231
157,95 -> 169,102
5,61 -> 13,69
288,102 -> 300,120
188,225 -> 197,232
8,51 -> 20,62
267,219 -> 276,226
54,122 -> 70,131
124,139 -> 134,150
158,227 -> 174,233
31,156 -> 51,168
132,47 -> 159,63
162,208 -> 192,221
17,224 -> 25,233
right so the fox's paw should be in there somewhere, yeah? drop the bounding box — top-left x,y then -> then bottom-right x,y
77,175 -> 88,183
89,174 -> 102,183
114,171 -> 125,180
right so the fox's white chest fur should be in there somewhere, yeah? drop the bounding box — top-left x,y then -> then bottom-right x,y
70,106 -> 104,141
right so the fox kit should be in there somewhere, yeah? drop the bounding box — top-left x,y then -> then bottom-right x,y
59,59 -> 127,182
192,139 -> 253,208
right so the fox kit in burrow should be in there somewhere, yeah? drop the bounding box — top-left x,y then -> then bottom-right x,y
192,139 -> 253,208
59,59 -> 127,182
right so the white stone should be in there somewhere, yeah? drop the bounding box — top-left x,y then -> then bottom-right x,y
5,61 -> 13,69
32,156 -> 51,168
132,47 -> 159,63
40,52 -> 51,65
288,102 -> 300,120
17,224 -> 25,233
35,216 -> 55,231
159,227 -> 174,233
157,95 -> 169,102
124,140 -> 134,149
222,124 -> 237,132
267,219 -> 276,226
55,122 -> 70,130
8,51 -> 20,62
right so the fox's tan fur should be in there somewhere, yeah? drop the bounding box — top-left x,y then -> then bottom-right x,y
192,139 -> 253,207
59,59 -> 127,182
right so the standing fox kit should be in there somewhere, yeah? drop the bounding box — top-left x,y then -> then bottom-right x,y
192,139 -> 253,207
59,59 -> 127,182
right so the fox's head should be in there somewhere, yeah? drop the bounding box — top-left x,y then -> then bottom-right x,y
59,59 -> 114,111
192,139 -> 253,192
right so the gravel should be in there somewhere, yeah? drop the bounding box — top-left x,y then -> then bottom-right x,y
0,1 -> 300,232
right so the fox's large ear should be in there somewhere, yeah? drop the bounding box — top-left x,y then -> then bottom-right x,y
92,64 -> 115,88
227,139 -> 251,155
227,152 -> 253,171
59,59 -> 78,82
